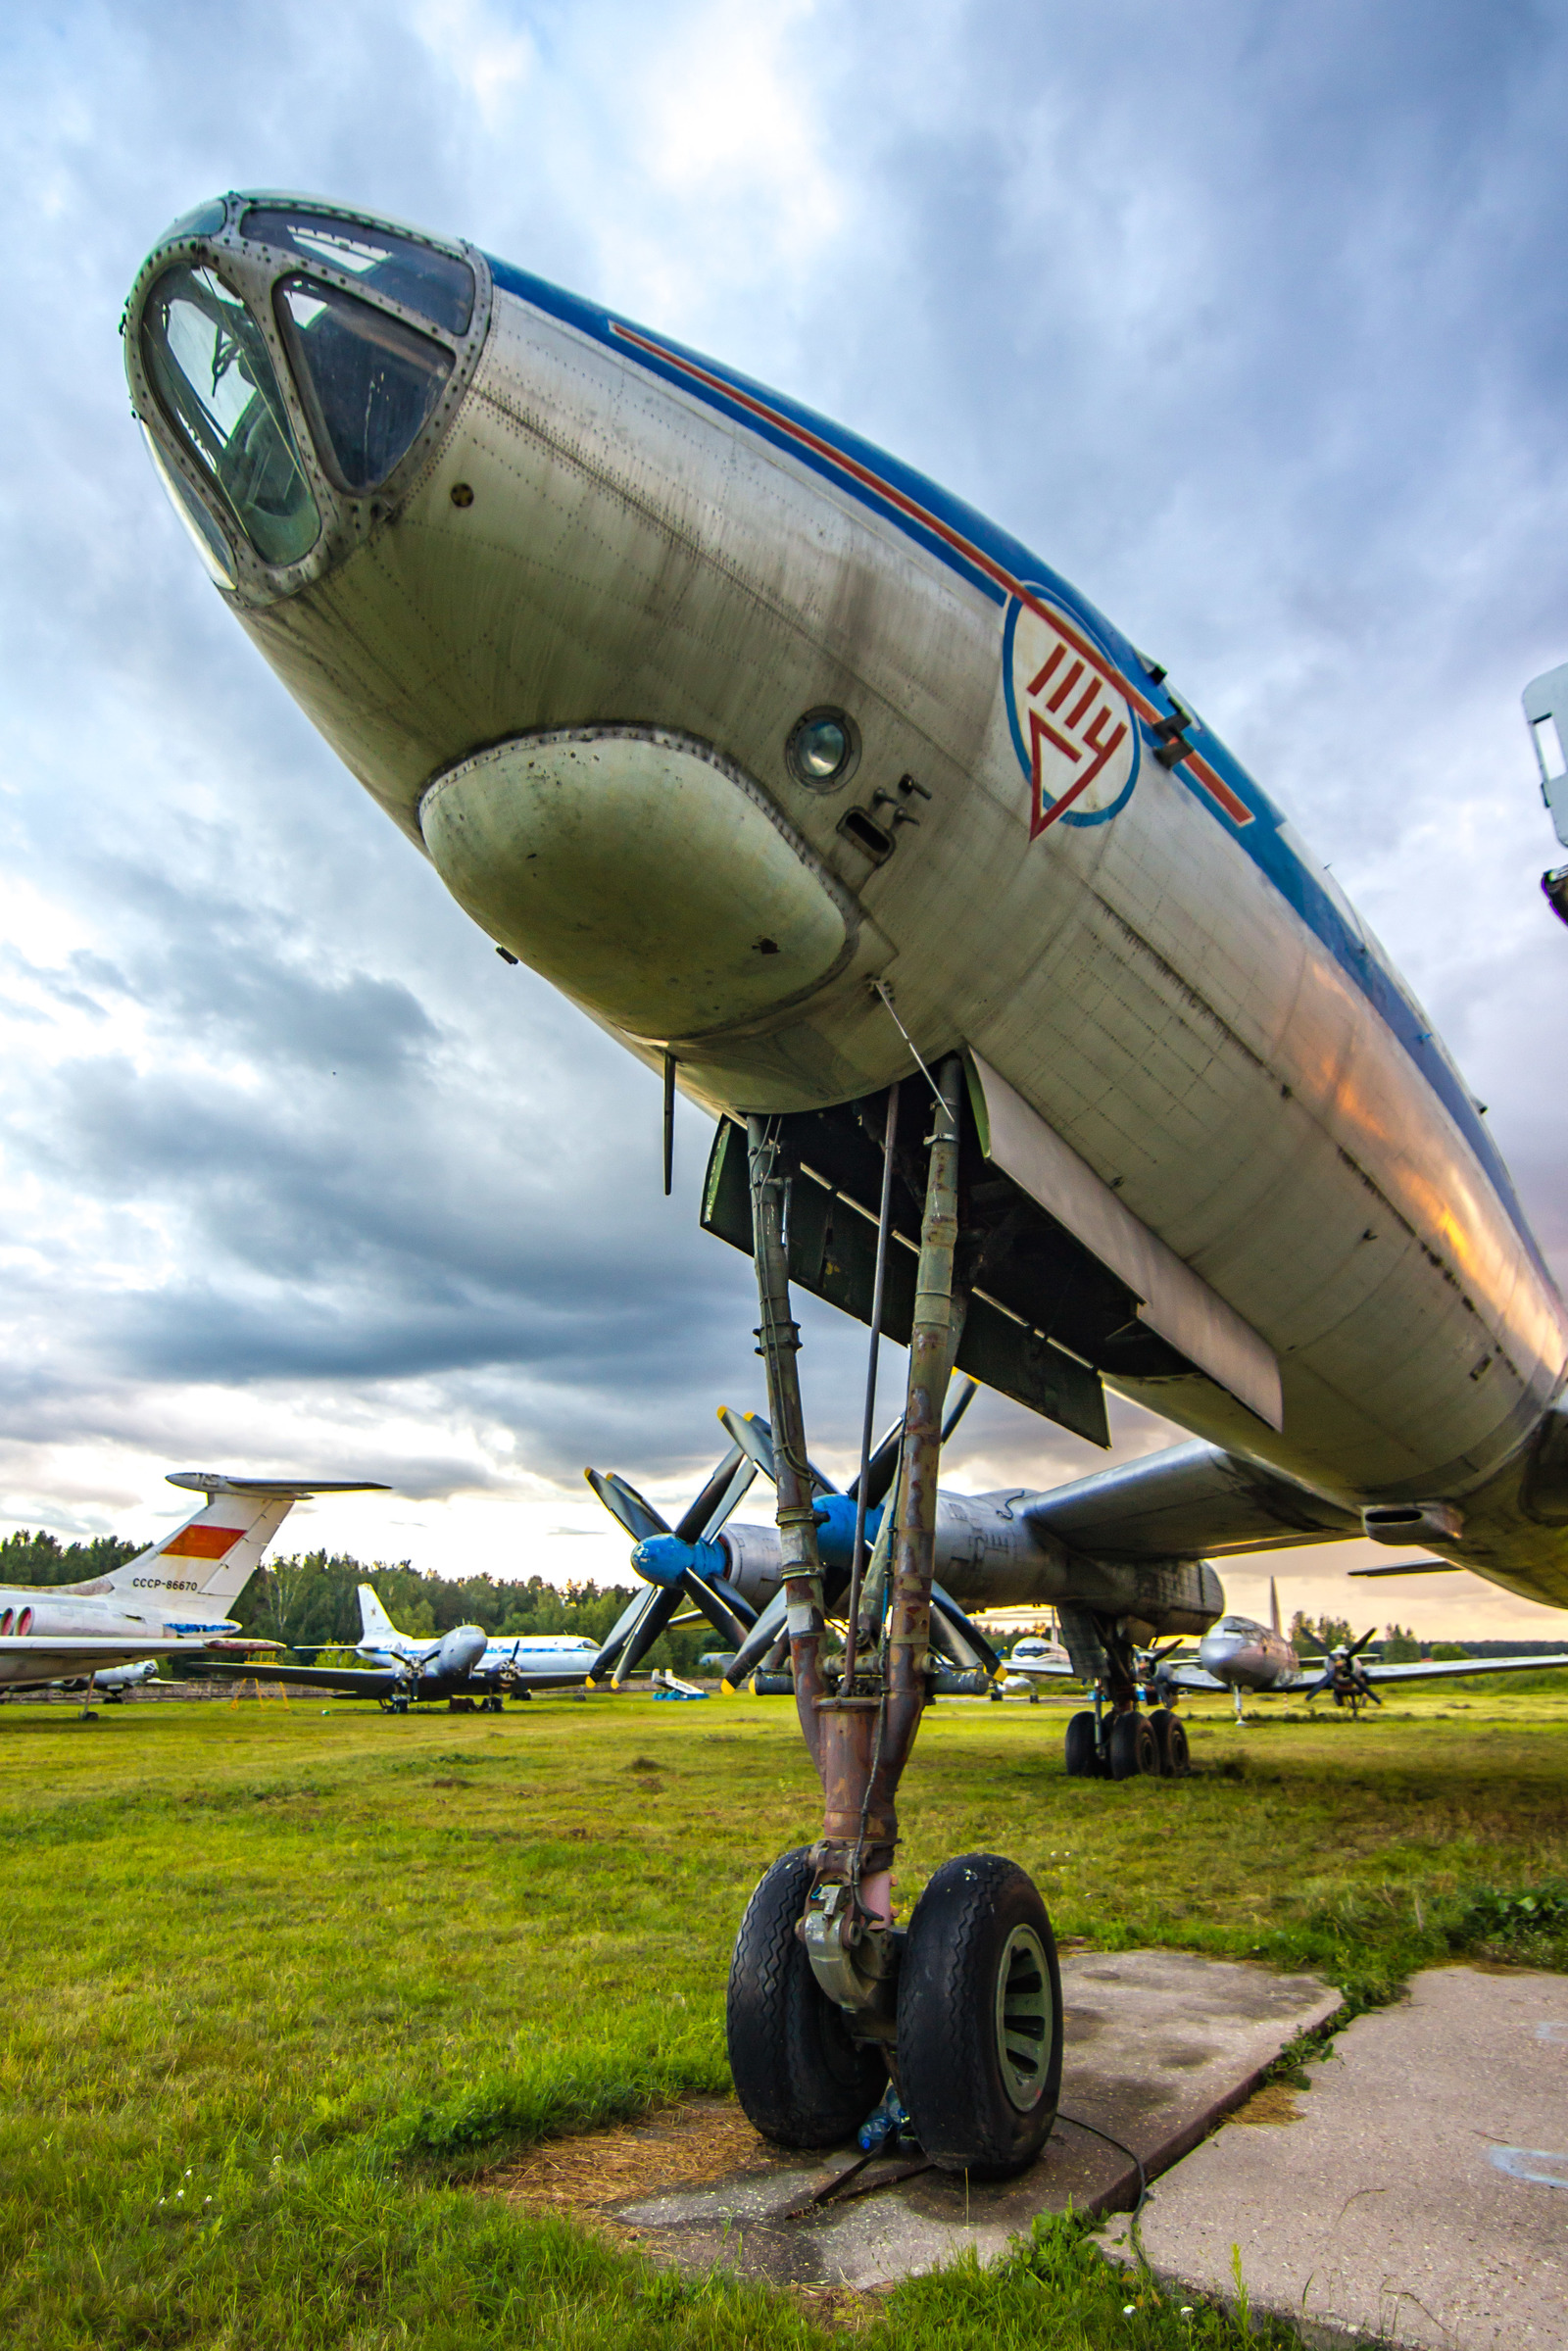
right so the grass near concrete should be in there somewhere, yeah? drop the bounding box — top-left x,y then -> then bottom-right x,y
2,1684 -> 1565,2347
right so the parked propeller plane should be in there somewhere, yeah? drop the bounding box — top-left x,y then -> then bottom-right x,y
1157,1578 -> 1568,1721
197,1582 -> 603,1710
125,193 -> 1568,2179
0,1474 -> 383,1704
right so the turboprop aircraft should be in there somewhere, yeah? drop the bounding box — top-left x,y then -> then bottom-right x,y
0,1473 -> 384,1702
1156,1578 -> 1568,1721
124,193 -> 1568,2181
196,1580 -> 603,1709
353,1584 -> 602,1687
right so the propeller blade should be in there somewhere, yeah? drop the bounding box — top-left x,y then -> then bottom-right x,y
678,1571 -> 750,1653
1350,1625 -> 1380,1657
722,1587 -> 790,1687
843,1378 -> 974,1513
928,1584 -> 1003,1677
674,1445 -> 757,1545
612,1584 -> 681,1688
584,1468 -> 670,1543
717,1407 -> 775,1484
586,1590 -> 651,1681
942,1375 -> 980,1442
847,1412 -> 904,1508
716,1408 -> 840,1495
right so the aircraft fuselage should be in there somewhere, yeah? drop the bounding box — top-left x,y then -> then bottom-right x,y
122,198 -> 1568,1610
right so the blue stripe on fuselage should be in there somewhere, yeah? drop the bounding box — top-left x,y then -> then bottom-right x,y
483,253 -> 1550,1286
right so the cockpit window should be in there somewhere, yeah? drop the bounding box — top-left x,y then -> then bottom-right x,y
275,278 -> 454,493
140,265 -> 320,567
240,208 -> 474,337
139,422 -> 234,587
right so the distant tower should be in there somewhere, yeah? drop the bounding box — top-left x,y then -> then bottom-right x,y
1522,665 -> 1568,926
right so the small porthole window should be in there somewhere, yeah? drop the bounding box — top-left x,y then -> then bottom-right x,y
786,707 -> 860,794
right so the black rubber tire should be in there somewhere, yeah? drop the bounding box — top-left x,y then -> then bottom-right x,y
1064,1711 -> 1101,1777
1107,1709 -> 1158,1780
726,1847 -> 886,2148
1149,1709 -> 1191,1778
898,1853 -> 1064,2178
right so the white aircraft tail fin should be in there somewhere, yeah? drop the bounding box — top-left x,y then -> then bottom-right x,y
357,1583 -> 401,1644
65,1475 -> 387,1619
1270,1575 -> 1282,1639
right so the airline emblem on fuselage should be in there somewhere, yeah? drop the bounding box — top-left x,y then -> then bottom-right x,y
1004,593 -> 1140,837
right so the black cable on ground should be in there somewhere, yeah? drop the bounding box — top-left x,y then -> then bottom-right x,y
1054,2109 -> 1153,2276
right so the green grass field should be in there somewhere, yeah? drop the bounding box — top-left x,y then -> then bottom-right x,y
2,1683 -> 1565,2349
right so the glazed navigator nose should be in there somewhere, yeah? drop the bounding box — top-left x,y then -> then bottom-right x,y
125,196 -> 488,598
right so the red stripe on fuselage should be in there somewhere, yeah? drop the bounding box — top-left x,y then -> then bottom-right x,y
609,321 -> 1253,831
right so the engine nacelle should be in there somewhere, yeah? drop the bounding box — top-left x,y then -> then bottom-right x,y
714,1521 -> 783,1608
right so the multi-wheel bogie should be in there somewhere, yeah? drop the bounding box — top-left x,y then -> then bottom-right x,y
725,1057 -> 1066,2177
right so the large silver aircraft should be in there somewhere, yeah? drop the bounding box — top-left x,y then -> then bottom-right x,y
124,195 -> 1568,2179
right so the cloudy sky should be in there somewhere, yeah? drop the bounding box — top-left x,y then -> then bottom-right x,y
4,0 -> 1568,1637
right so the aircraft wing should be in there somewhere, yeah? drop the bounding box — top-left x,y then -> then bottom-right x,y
1155,1663 -> 1228,1694
1021,1441 -> 1358,1558
185,1659 -> 403,1697
185,1658 -> 627,1697
1326,1653 -> 1568,1690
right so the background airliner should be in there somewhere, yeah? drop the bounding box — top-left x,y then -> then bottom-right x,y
0,1473 -> 383,1696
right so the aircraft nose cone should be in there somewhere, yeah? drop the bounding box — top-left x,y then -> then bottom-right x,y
437,1625 -> 487,1674
418,731 -> 857,1042
1198,1634 -> 1240,1673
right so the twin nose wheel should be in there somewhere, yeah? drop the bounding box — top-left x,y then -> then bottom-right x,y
726,1847 -> 1064,2178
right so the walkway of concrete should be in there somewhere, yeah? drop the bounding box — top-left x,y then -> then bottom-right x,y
613,1948 -> 1340,2292
1104,1966 -> 1568,2351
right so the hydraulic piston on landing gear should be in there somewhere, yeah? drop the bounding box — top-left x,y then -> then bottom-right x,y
726,1058 -> 1065,2179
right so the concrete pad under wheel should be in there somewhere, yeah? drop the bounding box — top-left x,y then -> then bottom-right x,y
1104,1967 -> 1568,2351
613,1948 -> 1340,2292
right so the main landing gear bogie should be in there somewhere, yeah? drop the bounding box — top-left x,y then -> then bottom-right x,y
727,1847 -> 1065,2179
1064,1706 -> 1190,1780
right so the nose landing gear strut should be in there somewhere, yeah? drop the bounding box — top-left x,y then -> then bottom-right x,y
724,1058 -> 1064,2178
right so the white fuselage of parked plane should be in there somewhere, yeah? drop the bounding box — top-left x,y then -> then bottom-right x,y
122,200 -> 1568,1617
357,1630 -> 600,1679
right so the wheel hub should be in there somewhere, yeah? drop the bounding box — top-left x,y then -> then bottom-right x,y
995,1923 -> 1052,2109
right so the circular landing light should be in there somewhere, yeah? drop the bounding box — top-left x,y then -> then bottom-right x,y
786,707 -> 859,793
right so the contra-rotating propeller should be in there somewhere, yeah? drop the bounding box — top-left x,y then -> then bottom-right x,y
583,1441 -> 762,1688
717,1377 -> 991,1690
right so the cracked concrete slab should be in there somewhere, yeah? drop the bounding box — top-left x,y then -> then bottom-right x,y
613,1947 -> 1340,2291
1104,1967 -> 1568,2351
